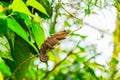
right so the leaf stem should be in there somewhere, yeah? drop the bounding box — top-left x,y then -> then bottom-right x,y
7,54 -> 39,80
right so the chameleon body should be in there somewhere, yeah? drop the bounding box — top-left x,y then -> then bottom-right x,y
39,30 -> 69,62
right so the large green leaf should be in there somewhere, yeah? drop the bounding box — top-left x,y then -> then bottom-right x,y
7,17 -> 29,43
13,12 -> 31,26
0,15 -> 7,35
7,17 -> 38,53
37,0 -> 53,18
31,23 -> 46,49
13,12 -> 32,32
0,61 -> 11,76
9,0 -> 41,22
26,0 -> 49,17
5,36 -> 31,80
9,0 -> 32,17
0,34 -> 13,60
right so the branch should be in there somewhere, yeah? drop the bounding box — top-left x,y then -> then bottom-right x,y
41,40 -> 81,79
41,51 -> 73,80
109,70 -> 118,80
58,0 -> 83,22
84,53 -> 101,64
50,4 -> 60,29
84,22 -> 111,35
7,54 -> 39,80
58,0 -> 111,36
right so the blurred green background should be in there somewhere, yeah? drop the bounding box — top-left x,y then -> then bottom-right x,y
0,0 -> 120,80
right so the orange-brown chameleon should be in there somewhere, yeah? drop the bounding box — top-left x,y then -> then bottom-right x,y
39,30 -> 69,62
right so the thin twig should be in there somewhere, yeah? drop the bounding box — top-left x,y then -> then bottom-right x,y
41,51 -> 72,80
36,65 -> 39,80
84,53 -> 101,64
109,70 -> 118,80
41,40 -> 81,80
84,22 -> 111,35
50,4 -> 60,29
68,25 -> 83,36
58,0 -> 111,36
58,0 -> 84,36
58,0 -> 83,22
7,54 -> 39,80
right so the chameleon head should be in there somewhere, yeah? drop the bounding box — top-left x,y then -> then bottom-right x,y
56,30 -> 69,40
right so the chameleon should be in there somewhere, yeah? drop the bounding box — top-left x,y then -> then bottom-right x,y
39,30 -> 69,62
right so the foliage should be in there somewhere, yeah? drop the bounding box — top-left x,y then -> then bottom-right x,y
0,0 -> 120,80
0,0 -> 49,79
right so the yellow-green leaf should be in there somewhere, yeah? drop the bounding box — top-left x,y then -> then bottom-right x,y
0,34 -> 13,61
26,0 -> 49,17
9,0 -> 34,18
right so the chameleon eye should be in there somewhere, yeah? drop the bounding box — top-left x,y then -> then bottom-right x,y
63,30 -> 69,34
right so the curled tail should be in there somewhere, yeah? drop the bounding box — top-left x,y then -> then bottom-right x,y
39,50 -> 49,62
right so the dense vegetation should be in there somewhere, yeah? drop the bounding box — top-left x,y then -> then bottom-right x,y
0,0 -> 120,80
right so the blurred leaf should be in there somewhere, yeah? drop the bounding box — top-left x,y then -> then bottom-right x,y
31,23 -> 46,49
25,62 -> 36,80
85,8 -> 91,15
111,58 -> 119,64
9,0 -> 31,15
0,1 -> 9,7
64,21 -> 70,27
26,0 -> 48,17
12,12 -> 32,35
9,0 -> 38,19
7,17 -> 29,43
87,67 -> 95,74
13,12 -> 31,27
75,20 -> 83,25
0,34 -> 13,60
0,18 -> 7,35
0,61 -> 11,76
7,17 -> 38,53
77,46 -> 86,52
0,72 -> 3,80
86,67 -> 98,79
0,5 -> 4,13
54,72 -> 64,80
5,37 -> 31,80
70,33 -> 87,39
80,35 -> 87,39
36,0 -> 53,18
76,56 -> 85,63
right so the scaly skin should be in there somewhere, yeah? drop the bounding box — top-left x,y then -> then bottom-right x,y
39,30 -> 69,62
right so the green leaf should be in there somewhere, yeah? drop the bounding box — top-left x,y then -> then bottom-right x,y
0,34 -> 13,60
9,0 -> 41,22
7,17 -> 38,53
26,0 -> 49,17
76,56 -> 85,63
36,0 -> 53,18
9,0 -> 31,15
9,0 -> 36,18
13,12 -> 32,34
111,58 -> 119,64
31,23 -> 46,49
13,12 -> 32,27
64,21 -> 70,27
78,46 -> 86,52
85,8 -> 91,15
5,37 -> 31,80
70,33 -> 87,40
0,61 -> 11,76
0,18 -> 7,35
7,17 -> 29,43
